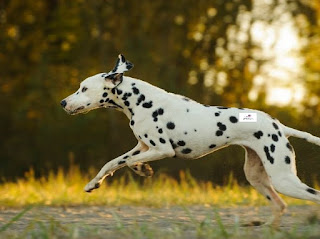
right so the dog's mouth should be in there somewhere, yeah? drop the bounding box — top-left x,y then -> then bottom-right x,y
67,106 -> 86,115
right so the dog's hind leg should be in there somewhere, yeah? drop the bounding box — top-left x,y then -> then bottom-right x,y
243,147 -> 287,227
251,139 -> 320,204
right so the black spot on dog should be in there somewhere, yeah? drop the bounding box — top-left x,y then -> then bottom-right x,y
272,122 -> 279,130
150,140 -> 156,146
216,131 -> 223,136
278,131 -> 282,137
132,150 -> 140,156
264,146 -> 274,164
152,111 -> 158,118
102,92 -> 108,97
177,141 -> 186,146
229,116 -> 238,123
253,131 -> 263,139
159,138 -> 166,144
186,109 -> 190,113
118,160 -> 126,165
217,122 -> 227,131
286,142 -> 293,152
266,195 -> 271,201
183,97 -> 190,102
306,188 -> 317,195
105,98 -> 109,102
130,120 -> 135,126
136,94 -> 145,106
123,155 -> 129,159
132,87 -> 140,95
167,122 -> 175,130
268,134 -> 270,137
158,108 -> 164,115
116,89 -> 123,95
170,139 -> 177,149
125,101 -> 130,107
158,128 -> 163,134
209,144 -> 216,149
87,103 -> 91,106
184,132 -> 188,135
144,134 -> 148,138
272,134 -> 279,142
131,83 -> 136,86
111,88 -> 116,94
270,144 -> 275,152
215,112 -> 220,117
100,99 -> 104,103
217,106 -> 229,109
285,156 -> 291,164
142,101 -> 153,108
181,148 -> 192,154
122,92 -> 132,101
108,100 -> 123,109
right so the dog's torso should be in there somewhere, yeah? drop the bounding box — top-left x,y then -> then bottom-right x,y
115,77 -> 280,159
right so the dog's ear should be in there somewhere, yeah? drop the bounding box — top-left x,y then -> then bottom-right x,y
110,54 -> 134,74
105,73 -> 123,86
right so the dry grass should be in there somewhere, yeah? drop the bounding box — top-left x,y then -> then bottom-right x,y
0,164 -> 317,208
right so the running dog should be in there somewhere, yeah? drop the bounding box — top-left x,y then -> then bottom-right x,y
61,54 -> 320,227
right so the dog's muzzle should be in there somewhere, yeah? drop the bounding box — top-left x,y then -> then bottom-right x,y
60,100 -> 67,108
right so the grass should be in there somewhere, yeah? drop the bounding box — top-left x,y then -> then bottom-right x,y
0,205 -> 319,239
0,164 -> 318,207
0,165 -> 319,238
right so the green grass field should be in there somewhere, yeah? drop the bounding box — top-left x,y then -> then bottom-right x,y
0,165 -> 319,238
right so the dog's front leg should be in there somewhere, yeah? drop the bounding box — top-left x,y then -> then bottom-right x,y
84,141 -> 148,192
84,141 -> 175,192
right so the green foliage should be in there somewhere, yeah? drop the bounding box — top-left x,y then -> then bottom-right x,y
0,0 -> 320,183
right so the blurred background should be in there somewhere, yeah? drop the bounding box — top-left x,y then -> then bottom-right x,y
1,0 -> 320,185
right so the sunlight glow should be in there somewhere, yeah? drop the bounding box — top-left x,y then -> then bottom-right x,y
250,0 -> 306,107
266,86 -> 305,106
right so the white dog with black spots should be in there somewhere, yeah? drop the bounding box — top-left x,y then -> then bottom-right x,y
61,54 -> 320,227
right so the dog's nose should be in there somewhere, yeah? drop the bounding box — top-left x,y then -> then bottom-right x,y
60,100 -> 67,108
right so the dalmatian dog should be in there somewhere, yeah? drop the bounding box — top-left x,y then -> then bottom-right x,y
61,54 -> 320,227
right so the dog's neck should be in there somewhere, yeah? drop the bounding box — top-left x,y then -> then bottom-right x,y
107,76 -> 168,123
107,77 -> 149,120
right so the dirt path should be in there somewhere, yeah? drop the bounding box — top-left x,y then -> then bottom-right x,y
0,205 -> 319,237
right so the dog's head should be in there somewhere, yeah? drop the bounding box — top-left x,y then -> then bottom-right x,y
60,54 -> 133,115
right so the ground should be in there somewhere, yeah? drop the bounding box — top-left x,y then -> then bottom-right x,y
0,205 -> 319,238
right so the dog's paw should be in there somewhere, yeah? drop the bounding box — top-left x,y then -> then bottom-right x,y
84,181 -> 101,193
131,163 -> 154,177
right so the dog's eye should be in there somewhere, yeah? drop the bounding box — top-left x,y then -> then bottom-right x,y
82,87 -> 88,93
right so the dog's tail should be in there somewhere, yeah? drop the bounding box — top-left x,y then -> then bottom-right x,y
283,125 -> 320,146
